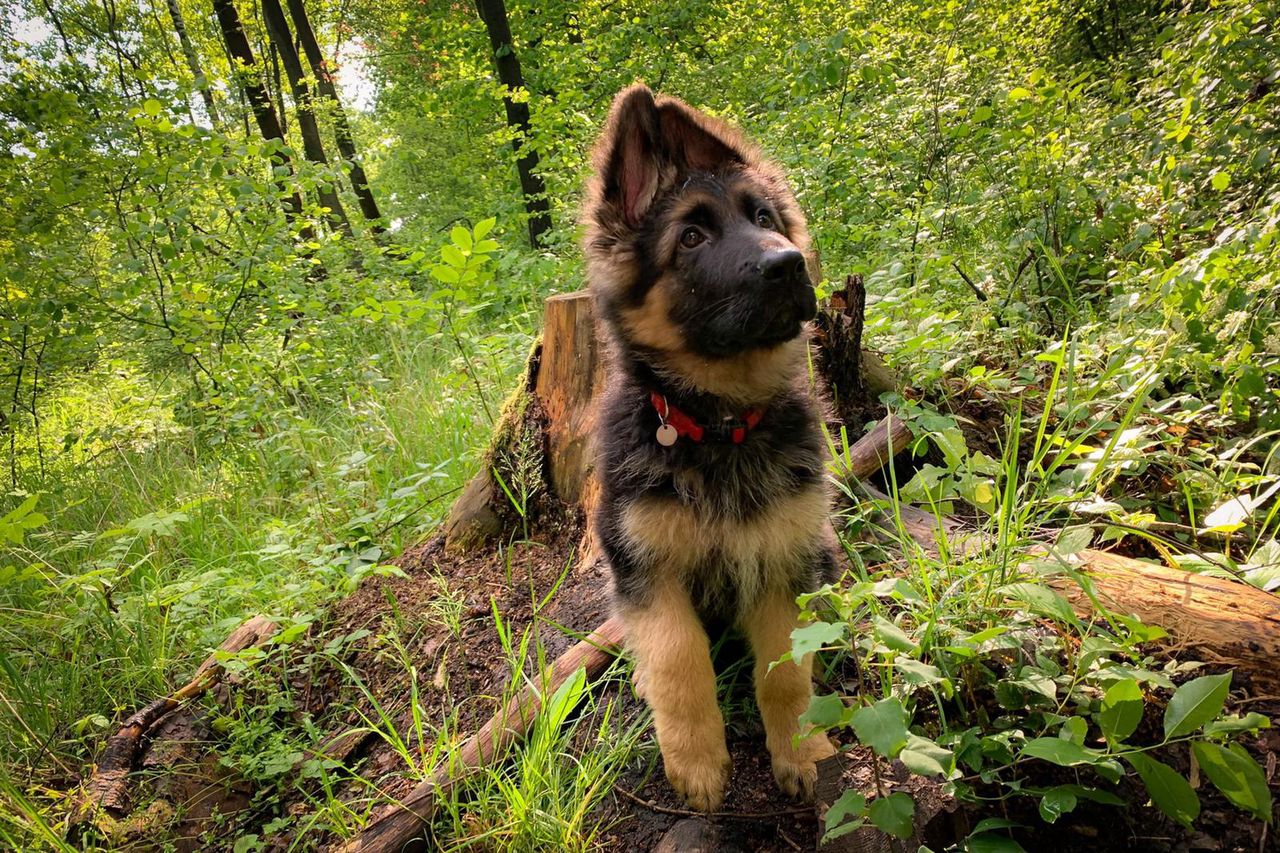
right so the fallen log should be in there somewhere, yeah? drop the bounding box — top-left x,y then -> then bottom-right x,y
859,485 -> 1280,691
334,616 -> 627,853
68,615 -> 278,840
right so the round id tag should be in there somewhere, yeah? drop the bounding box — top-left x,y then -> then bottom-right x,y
656,423 -> 678,446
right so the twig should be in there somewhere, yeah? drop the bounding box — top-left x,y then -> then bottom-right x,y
950,260 -> 988,302
615,786 -> 816,821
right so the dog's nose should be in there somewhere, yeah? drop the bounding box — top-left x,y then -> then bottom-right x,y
758,249 -> 807,285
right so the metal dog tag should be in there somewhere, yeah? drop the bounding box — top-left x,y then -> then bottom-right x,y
655,424 -> 678,446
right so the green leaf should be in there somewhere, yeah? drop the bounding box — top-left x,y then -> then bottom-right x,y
1019,737 -> 1100,767
1164,672 -> 1231,738
968,835 -> 1027,853
1008,86 -> 1033,101
791,620 -> 845,658
450,224 -> 473,252
873,615 -> 918,653
1192,742 -> 1272,821
1037,787 -> 1077,823
999,583 -> 1078,624
867,792 -> 914,838
1126,752 -> 1200,827
822,789 -> 866,842
473,217 -> 496,239
799,692 -> 848,730
143,98 -> 163,116
1203,712 -> 1270,737
1211,171 -> 1231,191
899,733 -> 953,777
441,243 -> 467,269
1098,678 -> 1144,743
851,697 -> 910,758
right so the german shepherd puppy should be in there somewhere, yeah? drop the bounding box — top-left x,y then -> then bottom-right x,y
583,84 -> 836,811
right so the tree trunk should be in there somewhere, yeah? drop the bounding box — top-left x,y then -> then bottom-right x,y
164,0 -> 221,126
285,0 -> 383,229
212,0 -> 308,227
474,0 -> 553,248
261,0 -> 351,235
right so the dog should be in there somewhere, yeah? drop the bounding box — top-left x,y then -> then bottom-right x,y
583,83 -> 837,811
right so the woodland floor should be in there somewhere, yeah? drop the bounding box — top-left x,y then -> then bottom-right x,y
118,498 -> 1280,852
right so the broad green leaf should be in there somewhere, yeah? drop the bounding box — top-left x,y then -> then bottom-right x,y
1019,737 -> 1100,767
1037,787 -> 1077,823
822,789 -> 866,842
450,224 -> 473,252
968,835 -> 1027,853
1098,678 -> 1144,743
999,583 -> 1078,624
1126,752 -> 1199,828
473,217 -> 496,239
1164,673 -> 1231,738
799,692 -> 847,730
873,615 -> 917,653
1211,172 -> 1231,191
867,792 -> 914,838
791,620 -> 845,658
1192,742 -> 1272,821
899,733 -> 953,777
851,697 -> 910,758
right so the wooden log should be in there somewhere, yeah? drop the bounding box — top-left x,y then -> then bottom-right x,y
334,616 -> 627,853
68,616 -> 277,838
859,486 -> 1280,690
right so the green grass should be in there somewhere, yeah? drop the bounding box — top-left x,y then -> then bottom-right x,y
0,320 -> 522,840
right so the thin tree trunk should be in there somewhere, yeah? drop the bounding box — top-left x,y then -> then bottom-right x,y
211,0 -> 308,228
285,0 -> 383,229
261,0 -> 351,234
474,0 -> 552,248
164,0 -> 221,125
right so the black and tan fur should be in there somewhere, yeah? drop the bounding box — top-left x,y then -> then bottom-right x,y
583,84 -> 836,811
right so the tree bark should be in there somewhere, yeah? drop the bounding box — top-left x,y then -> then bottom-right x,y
212,0 -> 307,227
164,0 -> 221,126
285,0 -> 383,229
474,0 -> 553,248
261,0 -> 351,235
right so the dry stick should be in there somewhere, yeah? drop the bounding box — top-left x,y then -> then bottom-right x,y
336,415 -> 912,853
69,616 -> 278,835
334,617 -> 627,853
860,484 -> 1280,690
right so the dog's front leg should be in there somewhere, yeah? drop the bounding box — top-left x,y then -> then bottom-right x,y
743,584 -> 836,800
624,581 -> 730,811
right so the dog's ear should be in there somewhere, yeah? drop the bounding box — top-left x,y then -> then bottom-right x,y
655,99 -> 744,175
599,85 -> 746,226
599,84 -> 664,227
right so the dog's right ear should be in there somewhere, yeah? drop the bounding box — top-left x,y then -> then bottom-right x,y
599,84 -> 664,227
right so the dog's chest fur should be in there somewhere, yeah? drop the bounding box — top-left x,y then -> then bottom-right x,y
594,373 -> 831,619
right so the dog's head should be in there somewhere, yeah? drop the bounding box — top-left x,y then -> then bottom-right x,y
584,84 -> 819,402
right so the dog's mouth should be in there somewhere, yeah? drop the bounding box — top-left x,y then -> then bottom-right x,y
693,284 -> 817,356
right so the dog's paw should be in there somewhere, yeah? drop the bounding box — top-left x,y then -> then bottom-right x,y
631,667 -> 647,701
664,743 -> 732,812
770,734 -> 836,800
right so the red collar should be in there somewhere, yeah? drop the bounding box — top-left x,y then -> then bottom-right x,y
650,391 -> 765,445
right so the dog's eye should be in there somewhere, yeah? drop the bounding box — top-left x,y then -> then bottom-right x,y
755,209 -> 775,230
679,227 -> 705,249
